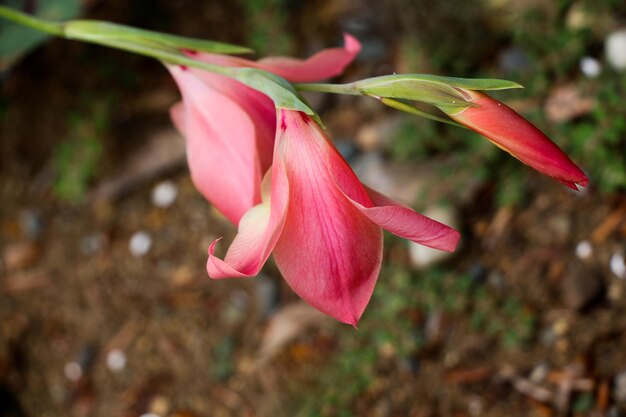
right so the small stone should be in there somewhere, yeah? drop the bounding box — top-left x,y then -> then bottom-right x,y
614,369 -> 626,404
106,349 -> 127,372
129,231 -> 152,257
529,363 -> 549,383
151,180 -> 178,208
139,413 -> 161,417
606,29 -> 626,71
579,57 -> 602,78
610,252 -> 626,279
552,319 -> 569,337
408,205 -> 458,269
148,396 -> 170,416
467,397 -> 484,417
64,362 -> 82,381
561,264 -> 604,309
575,240 -> 593,260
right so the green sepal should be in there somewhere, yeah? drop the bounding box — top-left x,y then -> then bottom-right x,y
233,68 -> 322,125
351,74 -> 522,110
353,75 -> 472,110
378,97 -> 467,129
390,74 -> 524,91
64,20 -> 252,54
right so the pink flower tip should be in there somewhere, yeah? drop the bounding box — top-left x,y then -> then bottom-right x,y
448,89 -> 589,190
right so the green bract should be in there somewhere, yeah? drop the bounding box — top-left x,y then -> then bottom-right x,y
234,68 -> 319,121
64,20 -> 252,54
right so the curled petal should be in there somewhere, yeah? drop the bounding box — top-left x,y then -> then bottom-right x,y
358,187 -> 460,252
207,166 -> 290,279
192,34 -> 361,82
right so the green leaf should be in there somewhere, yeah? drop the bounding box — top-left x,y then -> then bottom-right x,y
63,20 -> 252,54
233,68 -> 320,122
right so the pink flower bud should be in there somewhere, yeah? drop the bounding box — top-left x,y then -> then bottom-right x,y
448,89 -> 588,190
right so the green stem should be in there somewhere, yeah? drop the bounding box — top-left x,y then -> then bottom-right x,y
0,5 -> 64,36
0,5 -> 234,76
69,35 -> 234,76
295,82 -> 360,95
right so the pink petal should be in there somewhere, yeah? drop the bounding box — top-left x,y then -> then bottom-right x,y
187,67 -> 276,170
169,101 -> 185,134
450,90 -> 588,189
207,144 -> 290,279
168,65 -> 270,224
272,110 -> 383,326
358,187 -> 461,252
256,34 -> 361,82
191,34 -> 361,82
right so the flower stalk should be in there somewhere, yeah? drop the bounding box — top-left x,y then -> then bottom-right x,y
0,5 -> 64,36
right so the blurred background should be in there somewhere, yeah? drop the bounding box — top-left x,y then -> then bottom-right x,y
1,0 -> 626,416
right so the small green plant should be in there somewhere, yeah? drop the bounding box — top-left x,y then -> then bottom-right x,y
239,0 -> 293,56
52,102 -> 106,202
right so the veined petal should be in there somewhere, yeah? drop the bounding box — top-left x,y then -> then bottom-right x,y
191,34 -> 361,82
358,187 -> 460,252
298,108 -> 461,253
272,110 -> 382,326
449,89 -> 588,189
168,65 -> 265,224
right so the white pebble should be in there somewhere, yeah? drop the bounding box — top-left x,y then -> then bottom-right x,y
610,252 -> 626,279
575,240 -> 593,260
139,414 -> 161,417
579,56 -> 602,78
129,231 -> 152,257
408,206 -> 458,269
606,29 -> 626,71
106,349 -> 127,372
151,180 -> 178,208
64,361 -> 82,381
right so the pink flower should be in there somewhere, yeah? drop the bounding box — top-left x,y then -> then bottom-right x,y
207,109 -> 461,326
168,35 -> 360,224
447,89 -> 588,190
